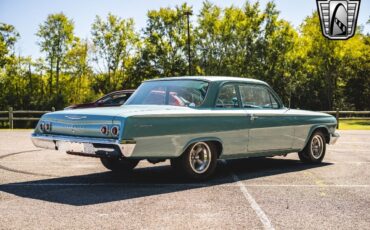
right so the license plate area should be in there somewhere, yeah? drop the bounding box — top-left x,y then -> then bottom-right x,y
56,141 -> 95,154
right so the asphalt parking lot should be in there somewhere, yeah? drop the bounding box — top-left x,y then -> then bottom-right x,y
0,130 -> 369,230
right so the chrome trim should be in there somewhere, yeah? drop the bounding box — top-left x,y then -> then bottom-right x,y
31,133 -> 136,157
111,125 -> 119,136
189,142 -> 212,174
329,132 -> 340,145
65,115 -> 87,120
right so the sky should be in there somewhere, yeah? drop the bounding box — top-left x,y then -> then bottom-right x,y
0,0 -> 369,59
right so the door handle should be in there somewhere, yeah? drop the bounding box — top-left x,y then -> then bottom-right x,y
247,114 -> 259,121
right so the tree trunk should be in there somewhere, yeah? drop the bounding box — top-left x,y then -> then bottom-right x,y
56,57 -> 60,95
49,59 -> 53,96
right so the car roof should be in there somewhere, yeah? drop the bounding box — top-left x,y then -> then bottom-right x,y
145,76 -> 268,85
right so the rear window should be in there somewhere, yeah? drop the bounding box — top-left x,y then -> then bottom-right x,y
125,80 -> 209,107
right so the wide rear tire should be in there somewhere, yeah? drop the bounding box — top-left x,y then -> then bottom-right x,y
298,130 -> 326,163
171,142 -> 218,181
100,157 -> 139,173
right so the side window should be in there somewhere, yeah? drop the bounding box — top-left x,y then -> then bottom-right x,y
239,84 -> 279,109
216,84 -> 239,108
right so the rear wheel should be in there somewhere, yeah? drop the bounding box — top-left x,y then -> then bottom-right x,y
298,130 -> 326,163
170,142 -> 218,180
100,157 -> 139,173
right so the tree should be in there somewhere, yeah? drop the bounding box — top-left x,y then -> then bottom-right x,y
36,13 -> 74,105
0,23 -> 19,68
64,38 -> 94,104
140,4 -> 191,78
91,14 -> 138,92
1,1 -> 370,116
258,2 -> 297,102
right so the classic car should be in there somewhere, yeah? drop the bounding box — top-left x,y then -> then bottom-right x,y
31,76 -> 339,180
64,89 -> 135,110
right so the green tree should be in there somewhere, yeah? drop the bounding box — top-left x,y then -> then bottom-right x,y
0,23 -> 19,68
36,13 -> 74,106
91,13 -> 138,92
258,2 -> 297,102
64,38 -> 94,104
140,4 -> 191,78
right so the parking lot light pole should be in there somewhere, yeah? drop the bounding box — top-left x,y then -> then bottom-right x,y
184,9 -> 193,76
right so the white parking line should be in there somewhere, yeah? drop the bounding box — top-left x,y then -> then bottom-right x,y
222,159 -> 275,230
328,149 -> 369,152
328,161 -> 370,164
230,173 -> 275,230
336,142 -> 370,144
243,184 -> 370,188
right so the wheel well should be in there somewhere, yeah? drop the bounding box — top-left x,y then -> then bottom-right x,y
207,141 -> 223,158
313,127 -> 330,144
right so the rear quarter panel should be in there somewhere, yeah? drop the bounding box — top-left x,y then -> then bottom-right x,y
291,113 -> 337,150
122,113 -> 249,158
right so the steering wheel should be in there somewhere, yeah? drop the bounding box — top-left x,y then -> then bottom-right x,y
217,98 -> 224,107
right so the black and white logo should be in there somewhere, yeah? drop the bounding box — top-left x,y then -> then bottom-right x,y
317,0 -> 361,40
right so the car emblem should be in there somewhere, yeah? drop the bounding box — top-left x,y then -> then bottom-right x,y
316,0 -> 361,40
65,115 -> 87,120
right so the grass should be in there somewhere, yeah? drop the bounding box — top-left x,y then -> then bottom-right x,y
338,119 -> 370,130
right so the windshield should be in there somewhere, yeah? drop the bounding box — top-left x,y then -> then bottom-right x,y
125,80 -> 209,107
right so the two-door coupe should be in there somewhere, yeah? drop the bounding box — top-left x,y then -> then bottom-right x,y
31,76 -> 339,180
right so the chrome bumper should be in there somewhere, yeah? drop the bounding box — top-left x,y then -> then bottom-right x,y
329,132 -> 340,145
31,133 -> 136,157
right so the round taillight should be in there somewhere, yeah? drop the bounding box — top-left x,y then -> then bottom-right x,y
100,126 -> 108,135
45,123 -> 50,132
111,126 -> 119,136
40,122 -> 45,131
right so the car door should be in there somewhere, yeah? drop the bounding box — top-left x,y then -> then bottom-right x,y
214,83 -> 251,157
238,84 -> 295,153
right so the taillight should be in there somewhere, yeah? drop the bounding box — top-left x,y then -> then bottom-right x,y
100,126 -> 108,135
45,123 -> 51,132
40,121 -> 51,132
111,126 -> 119,136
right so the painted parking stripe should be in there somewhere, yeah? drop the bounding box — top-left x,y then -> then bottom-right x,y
222,160 -> 274,230
230,172 -> 274,230
243,184 -> 370,188
328,149 -> 370,152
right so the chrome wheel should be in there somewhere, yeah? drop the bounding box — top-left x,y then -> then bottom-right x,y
189,142 -> 212,174
311,135 -> 324,159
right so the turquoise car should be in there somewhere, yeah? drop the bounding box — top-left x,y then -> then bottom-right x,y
31,76 -> 339,180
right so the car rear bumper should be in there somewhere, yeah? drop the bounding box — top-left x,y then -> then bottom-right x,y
31,133 -> 136,157
329,132 -> 340,145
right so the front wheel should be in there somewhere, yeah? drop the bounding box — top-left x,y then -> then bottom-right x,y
298,130 -> 326,163
170,142 -> 218,180
100,157 -> 139,173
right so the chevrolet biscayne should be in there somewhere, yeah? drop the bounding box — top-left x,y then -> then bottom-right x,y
32,77 -> 339,180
